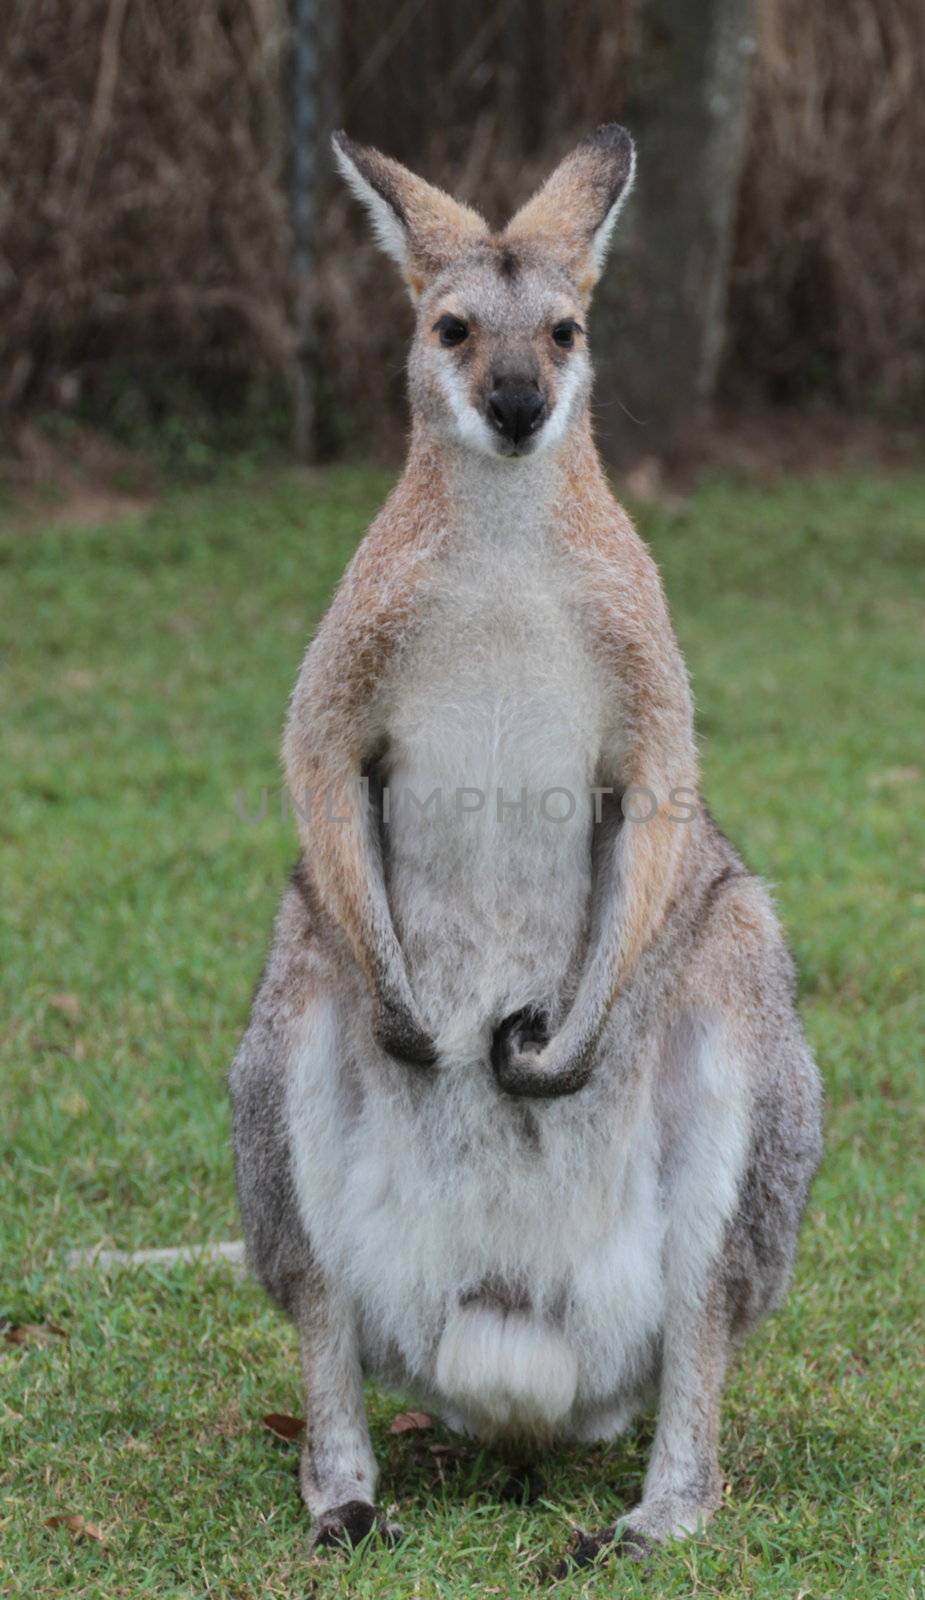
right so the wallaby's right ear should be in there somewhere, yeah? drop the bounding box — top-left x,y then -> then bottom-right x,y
504,124 -> 636,296
332,132 -> 489,300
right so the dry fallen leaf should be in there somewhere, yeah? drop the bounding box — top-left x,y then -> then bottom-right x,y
866,765 -> 920,790
262,1412 -> 305,1440
4,1321 -> 67,1346
45,1513 -> 107,1545
623,457 -> 664,502
622,457 -> 688,512
59,1090 -> 89,1118
389,1410 -> 433,1434
49,993 -> 81,1019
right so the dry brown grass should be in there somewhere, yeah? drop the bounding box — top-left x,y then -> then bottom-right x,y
1,0 -> 922,442
731,0 -> 925,411
0,0 -> 292,414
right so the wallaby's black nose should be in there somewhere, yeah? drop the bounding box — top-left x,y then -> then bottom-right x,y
488,383 -> 546,446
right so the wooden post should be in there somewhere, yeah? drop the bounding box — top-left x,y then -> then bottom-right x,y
290,0 -> 338,460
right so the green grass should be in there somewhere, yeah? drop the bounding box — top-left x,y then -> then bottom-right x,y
2,463 -> 923,1598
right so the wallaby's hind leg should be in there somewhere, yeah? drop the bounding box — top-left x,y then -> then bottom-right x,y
561,873 -> 822,1573
231,877 -> 399,1549
293,1273 -> 401,1549
620,1278 -> 727,1553
563,1275 -> 728,1571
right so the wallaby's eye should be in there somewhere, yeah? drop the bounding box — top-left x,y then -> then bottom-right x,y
552,319 -> 582,350
435,314 -> 469,348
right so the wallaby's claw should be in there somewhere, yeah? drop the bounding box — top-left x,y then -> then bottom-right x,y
493,1006 -> 549,1059
554,1522 -> 653,1577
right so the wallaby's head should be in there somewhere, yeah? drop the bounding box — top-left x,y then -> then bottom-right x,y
333,126 -> 635,460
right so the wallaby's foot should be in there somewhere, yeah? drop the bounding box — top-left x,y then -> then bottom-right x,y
311,1500 -> 403,1551
555,1522 -> 653,1575
557,1485 -> 722,1574
499,1464 -> 547,1504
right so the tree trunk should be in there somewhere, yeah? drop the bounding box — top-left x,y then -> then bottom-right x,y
594,0 -> 756,468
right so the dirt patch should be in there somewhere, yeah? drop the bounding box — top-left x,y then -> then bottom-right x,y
622,404 -> 925,498
1,423 -> 153,531
705,403 -> 925,482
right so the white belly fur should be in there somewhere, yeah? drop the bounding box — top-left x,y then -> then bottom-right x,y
287,1000 -> 666,1439
288,517 -> 667,1439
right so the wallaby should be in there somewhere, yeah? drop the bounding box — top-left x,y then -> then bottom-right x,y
230,125 -> 823,1567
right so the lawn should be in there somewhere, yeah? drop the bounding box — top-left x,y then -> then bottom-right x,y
1,462 -> 923,1598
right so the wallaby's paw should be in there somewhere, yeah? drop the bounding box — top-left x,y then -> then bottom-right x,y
491,1012 -> 592,1100
310,1500 -> 403,1551
493,1006 -> 549,1062
614,1526 -> 655,1561
556,1486 -> 721,1573
554,1525 -> 611,1577
486,1011 -> 544,1075
491,1008 -> 561,1097
374,997 -> 437,1070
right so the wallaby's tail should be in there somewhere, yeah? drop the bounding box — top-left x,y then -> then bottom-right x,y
435,1304 -> 578,1436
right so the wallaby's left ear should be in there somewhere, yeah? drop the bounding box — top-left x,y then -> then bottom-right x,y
332,131 -> 489,300
503,124 -> 636,296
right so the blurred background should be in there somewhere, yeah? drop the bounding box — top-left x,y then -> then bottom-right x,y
2,0 -> 923,474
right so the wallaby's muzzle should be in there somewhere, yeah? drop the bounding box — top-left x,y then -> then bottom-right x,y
487,381 -> 547,452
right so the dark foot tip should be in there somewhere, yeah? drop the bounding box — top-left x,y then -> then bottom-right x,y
555,1526 -> 614,1576
312,1500 -> 377,1549
555,1523 -> 654,1575
613,1526 -> 655,1561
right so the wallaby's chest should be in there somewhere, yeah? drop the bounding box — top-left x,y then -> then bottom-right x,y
376,524 -> 606,1036
382,529 -> 604,791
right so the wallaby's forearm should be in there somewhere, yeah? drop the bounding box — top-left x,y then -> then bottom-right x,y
494,768 -> 690,1097
284,721 -> 436,1065
570,795 -> 686,1035
282,530 -> 442,1064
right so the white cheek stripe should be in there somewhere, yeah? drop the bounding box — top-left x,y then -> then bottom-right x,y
533,358 -> 585,455
439,362 -> 501,458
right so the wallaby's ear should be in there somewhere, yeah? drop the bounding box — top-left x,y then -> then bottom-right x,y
503,124 -> 636,296
332,132 -> 489,299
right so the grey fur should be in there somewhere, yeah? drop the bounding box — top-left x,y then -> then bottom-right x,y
231,807 -> 822,1551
